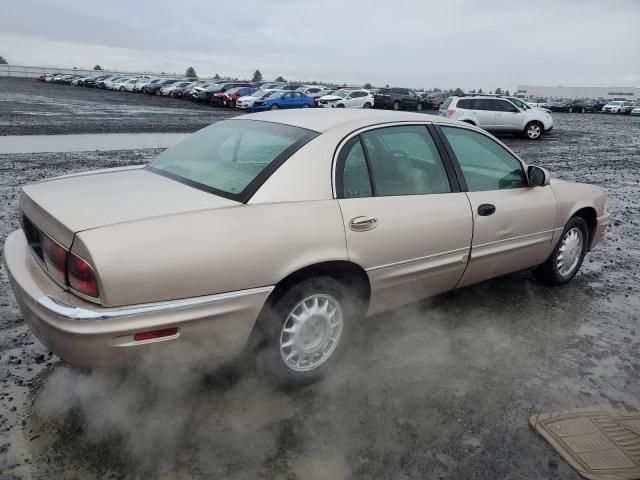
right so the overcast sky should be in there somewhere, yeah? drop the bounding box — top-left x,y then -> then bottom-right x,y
1,0 -> 639,90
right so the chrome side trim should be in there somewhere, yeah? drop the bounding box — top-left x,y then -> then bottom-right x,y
365,247 -> 469,272
36,286 -> 275,321
473,229 -> 555,249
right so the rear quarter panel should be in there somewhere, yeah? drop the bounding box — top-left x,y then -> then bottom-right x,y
73,201 -> 347,307
549,180 -> 607,243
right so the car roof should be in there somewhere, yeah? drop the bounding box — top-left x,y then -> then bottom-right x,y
235,109 -> 465,133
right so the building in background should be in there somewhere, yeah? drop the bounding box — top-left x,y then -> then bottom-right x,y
516,85 -> 639,101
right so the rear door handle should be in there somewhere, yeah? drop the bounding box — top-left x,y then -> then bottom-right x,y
478,204 -> 496,216
349,216 -> 378,232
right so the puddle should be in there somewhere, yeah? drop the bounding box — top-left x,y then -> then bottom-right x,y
0,133 -> 189,154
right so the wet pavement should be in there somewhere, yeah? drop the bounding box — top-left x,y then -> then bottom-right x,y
0,78 -> 639,479
0,133 -> 188,154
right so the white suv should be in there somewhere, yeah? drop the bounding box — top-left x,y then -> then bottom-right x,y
439,95 -> 554,140
318,89 -> 374,109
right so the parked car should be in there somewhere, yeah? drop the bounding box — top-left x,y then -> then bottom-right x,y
84,75 -> 110,88
280,84 -> 304,91
439,95 -> 554,139
112,78 -> 133,91
546,101 -> 571,112
601,101 -> 633,114
102,76 -> 127,90
159,81 -> 193,96
133,78 -> 158,93
170,81 -> 204,98
235,89 -> 282,109
192,82 -> 253,103
245,91 -> 315,111
122,78 -> 142,92
318,89 -> 374,108
144,79 -> 179,95
426,93 -> 448,109
211,86 -> 258,108
373,87 -> 427,111
4,110 -> 609,383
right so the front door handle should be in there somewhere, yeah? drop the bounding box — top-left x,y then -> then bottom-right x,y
478,204 -> 496,216
349,216 -> 378,232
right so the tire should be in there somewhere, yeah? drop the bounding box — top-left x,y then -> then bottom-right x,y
250,277 -> 363,385
533,217 -> 589,285
392,100 -> 400,111
524,121 -> 543,140
363,102 -> 371,109
581,107 -> 586,113
416,102 -> 424,111
336,103 -> 345,108
120,87 -> 125,92
302,104 -> 309,108
270,104 -> 279,110
568,107 -> 573,113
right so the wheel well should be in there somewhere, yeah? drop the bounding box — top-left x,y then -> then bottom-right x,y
462,120 -> 476,126
572,207 -> 597,247
266,261 -> 371,308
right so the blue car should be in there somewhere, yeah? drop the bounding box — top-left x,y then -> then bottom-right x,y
246,91 -> 315,112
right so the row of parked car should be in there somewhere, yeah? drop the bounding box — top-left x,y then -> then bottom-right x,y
36,72 -> 455,112
526,98 -> 640,115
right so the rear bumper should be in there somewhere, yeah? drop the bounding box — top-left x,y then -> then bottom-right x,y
4,229 -> 272,368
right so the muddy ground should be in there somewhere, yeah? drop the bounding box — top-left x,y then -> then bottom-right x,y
0,78 -> 639,479
0,77 -> 236,135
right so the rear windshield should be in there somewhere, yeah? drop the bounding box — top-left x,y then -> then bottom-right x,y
147,120 -> 318,201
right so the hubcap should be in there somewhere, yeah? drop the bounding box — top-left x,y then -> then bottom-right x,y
279,294 -> 343,372
527,124 -> 541,139
557,227 -> 584,276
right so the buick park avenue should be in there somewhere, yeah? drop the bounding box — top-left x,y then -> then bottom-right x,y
4,110 -> 609,383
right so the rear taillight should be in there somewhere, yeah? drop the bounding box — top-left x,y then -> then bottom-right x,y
447,109 -> 456,117
67,253 -> 99,298
42,235 -> 68,284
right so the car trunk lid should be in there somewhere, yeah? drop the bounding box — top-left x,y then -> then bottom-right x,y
20,166 -> 239,247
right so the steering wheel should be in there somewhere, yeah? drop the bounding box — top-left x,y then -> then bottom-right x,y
389,150 -> 408,159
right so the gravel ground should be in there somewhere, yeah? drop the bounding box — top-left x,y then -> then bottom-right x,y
0,77 -> 237,135
0,79 -> 639,479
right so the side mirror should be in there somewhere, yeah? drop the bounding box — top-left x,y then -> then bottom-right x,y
527,165 -> 550,187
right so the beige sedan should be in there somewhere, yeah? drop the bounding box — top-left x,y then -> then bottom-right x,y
4,110 -> 609,383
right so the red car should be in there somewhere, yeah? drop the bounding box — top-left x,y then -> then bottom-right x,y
211,86 -> 257,108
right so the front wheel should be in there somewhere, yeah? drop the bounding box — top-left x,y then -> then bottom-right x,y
363,102 -> 371,109
524,121 -> 543,140
416,102 -> 424,111
392,100 -> 400,111
533,217 -> 589,285
251,277 -> 362,385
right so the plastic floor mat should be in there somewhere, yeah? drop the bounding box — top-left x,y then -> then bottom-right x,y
530,408 -> 640,480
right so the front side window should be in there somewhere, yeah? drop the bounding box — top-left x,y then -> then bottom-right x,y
440,126 -> 527,191
360,126 -> 451,196
494,100 -> 519,112
148,120 -> 317,201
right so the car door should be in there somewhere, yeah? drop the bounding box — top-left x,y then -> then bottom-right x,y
436,125 -> 556,287
465,99 -> 496,129
279,92 -> 294,108
493,99 -> 523,130
336,125 -> 473,314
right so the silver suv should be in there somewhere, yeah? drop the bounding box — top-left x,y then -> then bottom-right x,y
439,95 -> 554,140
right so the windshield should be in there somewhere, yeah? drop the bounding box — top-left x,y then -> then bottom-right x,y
508,98 -> 529,109
147,120 -> 317,201
205,83 -> 225,92
331,90 -> 349,98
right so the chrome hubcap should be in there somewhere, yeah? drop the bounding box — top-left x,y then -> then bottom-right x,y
527,124 -> 541,138
279,294 -> 343,372
557,227 -> 584,276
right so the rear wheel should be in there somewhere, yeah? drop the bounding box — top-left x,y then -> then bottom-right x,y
392,100 -> 400,111
524,121 -> 543,140
363,102 -> 371,109
416,102 -> 424,111
271,104 -> 279,110
302,104 -> 309,108
581,107 -> 586,113
120,86 -> 125,91
251,277 -> 362,385
533,217 -> 589,285
568,107 -> 573,113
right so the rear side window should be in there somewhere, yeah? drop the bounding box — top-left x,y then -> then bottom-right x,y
341,138 -> 372,198
440,127 -> 527,191
361,126 -> 451,196
457,99 -> 474,109
377,88 -> 390,94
